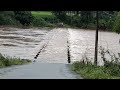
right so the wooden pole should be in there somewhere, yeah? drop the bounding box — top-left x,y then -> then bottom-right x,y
94,11 -> 99,66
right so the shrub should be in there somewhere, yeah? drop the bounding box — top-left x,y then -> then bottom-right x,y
0,53 -> 31,68
104,61 -> 120,76
113,12 -> 120,33
71,46 -> 120,79
32,16 -> 48,27
0,11 -> 19,25
14,11 -> 34,26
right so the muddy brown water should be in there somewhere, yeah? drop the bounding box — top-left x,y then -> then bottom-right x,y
68,28 -> 120,65
0,27 -> 50,60
0,27 -> 120,65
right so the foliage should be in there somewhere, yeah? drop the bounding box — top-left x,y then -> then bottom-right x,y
71,45 -> 120,79
53,11 -> 116,30
32,16 -> 48,27
32,11 -> 54,17
113,12 -> 120,33
32,11 -> 58,24
0,11 -> 117,30
14,11 -> 34,26
71,61 -> 120,79
0,11 -> 19,25
0,53 -> 31,68
32,11 -> 59,27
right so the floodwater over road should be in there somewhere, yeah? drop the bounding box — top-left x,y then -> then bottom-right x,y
68,28 -> 120,65
0,27 -> 120,79
0,27 -> 50,60
0,27 -> 120,65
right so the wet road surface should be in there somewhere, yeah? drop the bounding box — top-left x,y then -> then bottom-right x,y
0,27 -> 119,78
0,27 -> 80,79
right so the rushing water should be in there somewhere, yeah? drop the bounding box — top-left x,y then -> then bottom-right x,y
68,28 -> 120,65
0,27 -> 120,65
0,27 -> 50,60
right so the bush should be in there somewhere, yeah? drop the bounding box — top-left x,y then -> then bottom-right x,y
113,12 -> 120,33
71,46 -> 120,79
14,11 -> 34,26
104,61 -> 120,76
0,11 -> 19,25
98,19 -> 107,30
0,53 -> 31,68
71,61 -> 120,79
32,16 -> 48,27
86,23 -> 96,29
32,15 -> 58,27
46,23 -> 56,27
106,18 -> 115,30
43,17 -> 58,24
71,16 -> 81,27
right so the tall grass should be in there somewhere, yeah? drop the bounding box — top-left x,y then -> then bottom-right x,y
71,46 -> 120,79
71,61 -> 120,79
32,11 -> 55,18
0,53 -> 31,68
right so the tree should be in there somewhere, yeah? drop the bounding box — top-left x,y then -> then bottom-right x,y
79,11 -> 94,28
14,11 -> 34,26
113,12 -> 120,34
0,11 -> 17,25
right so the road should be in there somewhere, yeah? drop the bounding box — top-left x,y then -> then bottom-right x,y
0,28 -> 82,79
0,27 -> 120,78
0,63 -> 81,79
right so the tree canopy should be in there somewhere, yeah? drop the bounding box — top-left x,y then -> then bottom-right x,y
14,11 -> 34,26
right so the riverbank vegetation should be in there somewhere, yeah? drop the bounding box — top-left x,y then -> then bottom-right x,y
0,11 -> 120,33
71,46 -> 120,79
52,11 -> 117,30
71,61 -> 120,79
0,53 -> 31,68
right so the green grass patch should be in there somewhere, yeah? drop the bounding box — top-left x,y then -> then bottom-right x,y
31,11 -> 58,27
0,53 -> 32,68
71,61 -> 120,79
32,11 -> 55,18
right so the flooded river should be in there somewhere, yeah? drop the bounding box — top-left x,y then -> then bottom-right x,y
0,27 -> 50,60
0,27 -> 120,65
68,28 -> 120,65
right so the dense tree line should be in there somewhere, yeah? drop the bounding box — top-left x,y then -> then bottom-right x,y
0,11 -> 33,26
0,11 -> 57,27
0,11 -> 120,33
14,11 -> 33,26
113,12 -> 120,33
52,11 -> 117,31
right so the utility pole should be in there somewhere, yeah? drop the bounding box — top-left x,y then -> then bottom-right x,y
94,11 -> 99,66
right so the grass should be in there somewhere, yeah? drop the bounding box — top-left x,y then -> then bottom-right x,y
31,11 -> 55,18
71,61 -> 120,79
31,11 -> 58,27
0,53 -> 32,68
32,11 -> 69,28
